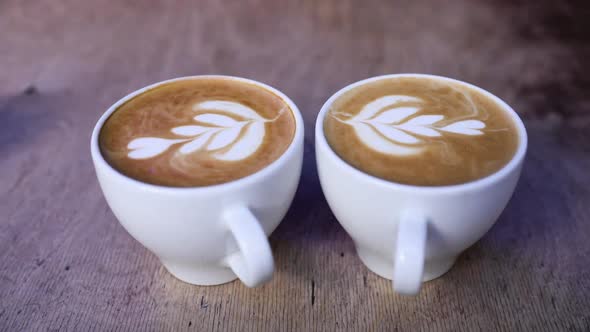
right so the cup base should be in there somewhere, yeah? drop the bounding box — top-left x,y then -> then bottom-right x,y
356,247 -> 456,282
161,260 -> 238,286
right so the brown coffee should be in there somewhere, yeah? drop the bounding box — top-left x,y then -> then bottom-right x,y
100,77 -> 295,187
323,76 -> 519,186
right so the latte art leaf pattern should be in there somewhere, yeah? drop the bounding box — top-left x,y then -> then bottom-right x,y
335,95 -> 486,156
127,101 -> 277,161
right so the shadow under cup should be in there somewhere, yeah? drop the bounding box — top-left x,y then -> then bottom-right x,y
91,76 -> 304,287
315,74 -> 528,295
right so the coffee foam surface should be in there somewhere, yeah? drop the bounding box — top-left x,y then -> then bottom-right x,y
99,78 -> 295,187
324,77 -> 519,186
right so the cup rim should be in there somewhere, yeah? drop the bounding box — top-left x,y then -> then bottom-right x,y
315,73 -> 528,193
91,75 -> 304,194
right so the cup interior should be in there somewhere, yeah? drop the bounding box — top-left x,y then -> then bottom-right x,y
315,73 -> 528,192
91,75 -> 305,193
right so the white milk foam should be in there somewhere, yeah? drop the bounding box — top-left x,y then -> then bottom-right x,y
127,100 -> 281,161
332,95 -> 486,156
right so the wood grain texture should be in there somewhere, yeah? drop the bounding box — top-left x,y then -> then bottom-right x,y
1,0 -> 589,330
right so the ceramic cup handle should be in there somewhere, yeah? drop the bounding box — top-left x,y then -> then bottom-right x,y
223,205 -> 274,287
393,211 -> 427,295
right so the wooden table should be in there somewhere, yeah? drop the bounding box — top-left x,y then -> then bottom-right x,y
2,0 -> 589,330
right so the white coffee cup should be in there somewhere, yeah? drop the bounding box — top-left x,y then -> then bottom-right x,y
91,76 -> 304,287
315,74 -> 527,295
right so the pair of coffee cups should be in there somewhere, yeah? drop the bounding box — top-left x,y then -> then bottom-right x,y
91,74 -> 527,295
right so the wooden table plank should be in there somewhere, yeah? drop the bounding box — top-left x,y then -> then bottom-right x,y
1,0 -> 589,330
